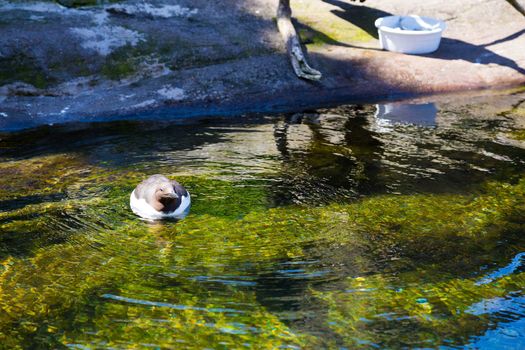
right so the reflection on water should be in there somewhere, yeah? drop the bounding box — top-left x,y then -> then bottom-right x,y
375,102 -> 438,127
476,252 -> 525,286
1,93 -> 525,348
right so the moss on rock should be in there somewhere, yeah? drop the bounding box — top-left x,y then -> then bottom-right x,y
291,0 -> 375,47
0,53 -> 53,89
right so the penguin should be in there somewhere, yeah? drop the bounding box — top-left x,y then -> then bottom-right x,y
130,174 -> 191,220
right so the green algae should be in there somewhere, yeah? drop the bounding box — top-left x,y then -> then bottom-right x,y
100,41 -> 173,80
291,0 -> 375,48
0,53 -> 52,89
1,111 -> 525,348
297,20 -> 373,48
101,47 -> 140,80
315,270 -> 525,348
48,57 -> 94,80
0,159 -> 307,348
1,147 -> 525,347
510,128 -> 525,141
101,60 -> 136,80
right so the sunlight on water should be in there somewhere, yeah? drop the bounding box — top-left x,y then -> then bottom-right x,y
1,92 -> 525,348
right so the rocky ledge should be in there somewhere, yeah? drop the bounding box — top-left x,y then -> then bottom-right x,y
1,0 -> 525,130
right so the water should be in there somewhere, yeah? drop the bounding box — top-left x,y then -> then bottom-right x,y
1,92 -> 525,349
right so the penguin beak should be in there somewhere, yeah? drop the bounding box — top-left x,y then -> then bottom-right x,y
162,191 -> 179,199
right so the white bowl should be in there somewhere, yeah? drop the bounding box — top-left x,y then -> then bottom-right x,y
375,15 -> 446,54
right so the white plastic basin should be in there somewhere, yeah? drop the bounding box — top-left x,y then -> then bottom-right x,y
375,15 -> 446,54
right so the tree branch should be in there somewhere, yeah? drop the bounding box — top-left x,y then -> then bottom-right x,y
276,0 -> 322,81
506,0 -> 525,17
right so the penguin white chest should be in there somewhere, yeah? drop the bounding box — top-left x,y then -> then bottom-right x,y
130,190 -> 191,220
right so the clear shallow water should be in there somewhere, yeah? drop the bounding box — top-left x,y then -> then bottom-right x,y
1,93 -> 525,348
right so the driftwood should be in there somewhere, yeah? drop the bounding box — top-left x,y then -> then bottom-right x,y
277,0 -> 322,81
506,0 -> 525,16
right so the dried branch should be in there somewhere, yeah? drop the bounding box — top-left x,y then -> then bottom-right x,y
506,0 -> 525,16
276,0 -> 322,81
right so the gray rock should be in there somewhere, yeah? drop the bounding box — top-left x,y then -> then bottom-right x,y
0,0 -> 524,131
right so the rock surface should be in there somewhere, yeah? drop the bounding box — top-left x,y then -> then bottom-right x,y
0,0 -> 524,130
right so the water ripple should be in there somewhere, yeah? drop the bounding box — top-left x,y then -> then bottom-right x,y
476,252 -> 525,285
101,294 -> 244,314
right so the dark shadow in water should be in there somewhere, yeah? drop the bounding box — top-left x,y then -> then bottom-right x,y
0,120 -> 259,259
0,210 -> 76,259
0,193 -> 66,212
0,118 -> 264,164
271,105 -> 384,206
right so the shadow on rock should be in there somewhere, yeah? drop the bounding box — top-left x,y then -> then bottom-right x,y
322,0 -> 390,39
321,0 -> 525,76
432,32 -> 525,75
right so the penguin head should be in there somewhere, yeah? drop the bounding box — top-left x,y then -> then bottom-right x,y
155,182 -> 179,204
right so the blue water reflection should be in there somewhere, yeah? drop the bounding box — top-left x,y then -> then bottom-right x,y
375,102 -> 438,126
